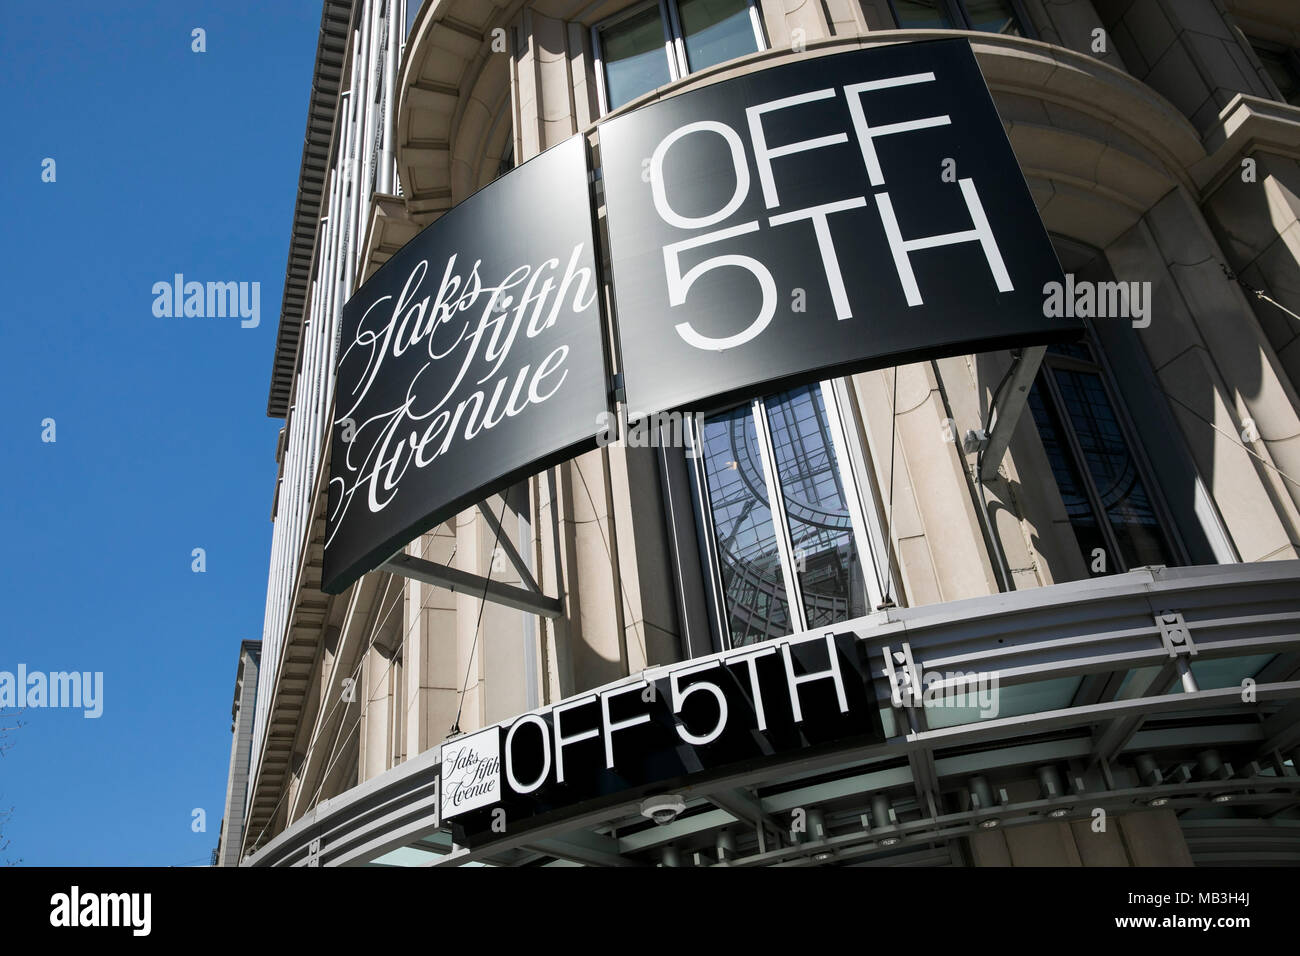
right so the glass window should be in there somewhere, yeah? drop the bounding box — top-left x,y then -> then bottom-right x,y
892,0 -> 958,29
699,405 -> 793,645
1030,341 -> 1177,575
962,0 -> 1024,35
677,0 -> 760,72
890,0 -> 1025,35
765,387 -> 868,628
1028,382 -> 1110,566
694,383 -> 877,648
600,4 -> 674,111
1252,42 -> 1300,106
596,0 -> 764,113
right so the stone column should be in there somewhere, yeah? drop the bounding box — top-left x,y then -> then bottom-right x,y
1093,0 -> 1274,131
1105,187 -> 1300,558
850,362 -> 1001,607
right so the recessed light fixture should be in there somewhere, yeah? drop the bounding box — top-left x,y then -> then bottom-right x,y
979,819 -> 1000,829
1148,797 -> 1170,808
879,836 -> 900,847
1211,794 -> 1234,804
1048,808 -> 1071,819
813,851 -> 833,862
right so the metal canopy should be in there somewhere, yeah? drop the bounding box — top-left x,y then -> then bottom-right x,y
242,560 -> 1300,867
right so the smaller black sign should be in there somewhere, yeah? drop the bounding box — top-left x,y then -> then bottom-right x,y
445,629 -> 884,846
322,135 -> 609,595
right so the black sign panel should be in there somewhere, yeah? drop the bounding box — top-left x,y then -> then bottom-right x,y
445,629 -> 884,847
322,135 -> 608,595
600,39 -> 1075,416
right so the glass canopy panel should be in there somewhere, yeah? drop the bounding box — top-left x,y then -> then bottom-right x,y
1190,654 -> 1277,691
923,675 -> 1083,729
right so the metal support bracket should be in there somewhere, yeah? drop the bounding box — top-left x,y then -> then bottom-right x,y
979,345 -> 1047,482
1156,610 -> 1196,658
475,502 -> 540,594
381,552 -> 563,619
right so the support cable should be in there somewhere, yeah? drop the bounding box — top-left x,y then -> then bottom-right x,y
878,368 -> 900,610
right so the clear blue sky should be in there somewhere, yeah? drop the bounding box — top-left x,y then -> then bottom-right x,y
1,2 -> 319,864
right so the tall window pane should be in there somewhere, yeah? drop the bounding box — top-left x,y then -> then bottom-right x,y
766,386 -> 867,628
963,0 -> 1024,35
701,406 -> 793,645
677,0 -> 759,72
1028,381 -> 1110,570
1031,341 -> 1177,575
601,4 -> 673,110
892,0 -> 958,29
1253,43 -> 1300,106
1051,366 -> 1173,569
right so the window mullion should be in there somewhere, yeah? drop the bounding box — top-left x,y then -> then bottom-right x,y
752,397 -> 808,632
821,379 -> 889,610
661,0 -> 687,80
745,0 -> 768,52
591,28 -> 610,116
681,415 -> 734,649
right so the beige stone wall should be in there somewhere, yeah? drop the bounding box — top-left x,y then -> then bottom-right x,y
268,0 -> 1300,836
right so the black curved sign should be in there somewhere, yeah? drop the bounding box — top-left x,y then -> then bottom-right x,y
599,39 -> 1076,415
321,135 -> 608,595
322,41 -> 1077,596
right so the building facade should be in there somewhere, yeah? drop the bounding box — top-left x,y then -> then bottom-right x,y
216,640 -> 260,868
229,0 -> 1300,866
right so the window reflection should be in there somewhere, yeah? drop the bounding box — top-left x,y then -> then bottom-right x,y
766,386 -> 867,628
601,4 -> 673,110
1031,341 -> 1176,574
698,385 -> 869,647
1052,366 -> 1170,568
678,0 -> 759,72
701,406 -> 792,645
1028,381 -> 1110,569
891,0 -> 1024,35
963,0 -> 1023,35
892,0 -> 957,29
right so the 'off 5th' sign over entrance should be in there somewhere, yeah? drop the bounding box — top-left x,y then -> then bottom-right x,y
439,628 -> 884,845
600,38 -> 1074,415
